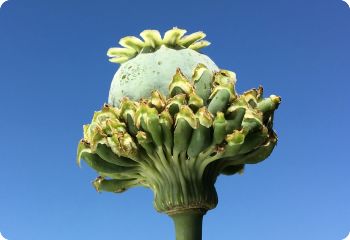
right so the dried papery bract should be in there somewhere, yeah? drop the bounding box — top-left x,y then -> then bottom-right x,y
77,28 -> 281,240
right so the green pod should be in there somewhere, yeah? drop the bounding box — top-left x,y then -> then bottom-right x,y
165,94 -> 187,116
208,90 -> 231,115
83,123 -> 107,151
159,110 -> 174,155
119,98 -> 139,135
187,125 -> 211,158
91,104 -> 126,135
93,176 -> 140,193
223,130 -> 245,157
192,64 -> 214,104
135,102 -> 152,128
226,97 -> 247,117
104,117 -> 126,133
226,109 -> 246,132
92,104 -> 119,124
146,114 -> 163,147
188,92 -> 204,112
212,112 -> 227,145
187,107 -> 213,158
80,150 -> 133,175
208,70 -> 237,115
257,95 -> 281,113
135,102 -> 149,129
135,104 -> 163,146
106,131 -> 138,158
125,114 -> 138,136
149,90 -> 167,112
95,143 -> 138,167
136,131 -> 156,157
213,69 -> 237,85
169,68 -> 194,97
257,95 -> 280,129
241,118 -> 262,133
241,109 -> 264,134
173,106 -> 197,157
225,98 -> 248,132
239,127 -> 269,154
241,134 -> 277,164
84,119 -> 111,142
173,119 -> 193,156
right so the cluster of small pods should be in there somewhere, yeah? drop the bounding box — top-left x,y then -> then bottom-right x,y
77,63 -> 280,212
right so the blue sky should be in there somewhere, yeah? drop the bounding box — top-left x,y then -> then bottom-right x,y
0,0 -> 349,239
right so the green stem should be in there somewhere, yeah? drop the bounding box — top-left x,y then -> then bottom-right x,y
169,209 -> 204,240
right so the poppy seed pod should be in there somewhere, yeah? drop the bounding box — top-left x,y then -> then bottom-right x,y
77,28 -> 281,240
107,28 -> 219,106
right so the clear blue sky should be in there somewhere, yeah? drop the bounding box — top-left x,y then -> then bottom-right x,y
0,0 -> 349,239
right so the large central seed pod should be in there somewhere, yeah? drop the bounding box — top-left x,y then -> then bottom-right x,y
77,28 -> 281,240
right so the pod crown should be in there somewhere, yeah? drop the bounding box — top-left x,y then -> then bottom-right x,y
107,27 -> 210,64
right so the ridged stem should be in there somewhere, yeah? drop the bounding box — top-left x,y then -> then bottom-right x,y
169,209 -> 204,240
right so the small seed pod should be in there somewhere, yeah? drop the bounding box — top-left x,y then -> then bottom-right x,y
169,69 -> 194,97
192,64 -> 214,104
208,70 -> 237,115
95,143 -> 137,167
136,131 -> 155,158
173,105 -> 197,159
149,90 -> 167,112
106,131 -> 138,159
93,176 -> 141,193
239,126 -> 269,155
212,112 -> 228,145
257,95 -> 281,113
79,148 -> 134,177
188,92 -> 204,112
187,107 -> 213,158
166,94 -> 187,116
83,124 -> 107,151
225,97 -> 246,124
119,97 -> 139,136
243,134 -> 277,164
135,103 -> 163,147
159,110 -> 174,156
223,130 -> 245,157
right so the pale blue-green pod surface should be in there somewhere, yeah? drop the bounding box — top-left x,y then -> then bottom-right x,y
108,46 -> 219,106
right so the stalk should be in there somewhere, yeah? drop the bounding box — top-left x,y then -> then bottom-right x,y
169,209 -> 205,240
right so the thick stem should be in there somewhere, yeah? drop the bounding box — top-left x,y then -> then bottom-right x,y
169,209 -> 205,240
